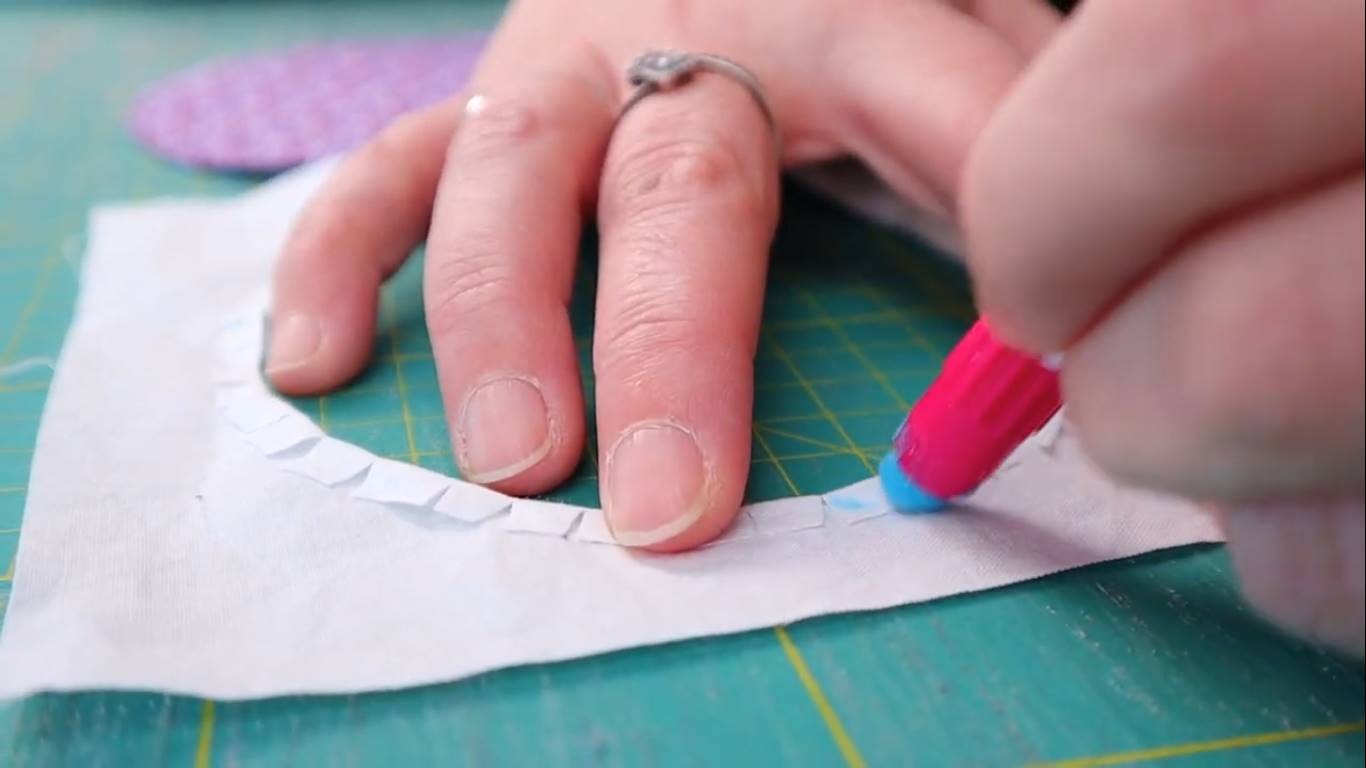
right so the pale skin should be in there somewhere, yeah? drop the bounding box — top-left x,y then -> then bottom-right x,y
266,1 -> 1364,654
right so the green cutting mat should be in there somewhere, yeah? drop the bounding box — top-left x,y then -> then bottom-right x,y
1,3 -> 1362,766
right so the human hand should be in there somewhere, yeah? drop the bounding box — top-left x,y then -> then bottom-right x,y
266,0 -> 1061,551
962,1 -> 1364,654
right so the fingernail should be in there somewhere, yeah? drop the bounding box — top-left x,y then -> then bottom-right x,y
266,313 -> 322,373
458,376 -> 553,484
606,421 -> 708,547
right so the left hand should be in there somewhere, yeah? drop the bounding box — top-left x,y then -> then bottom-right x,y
265,0 -> 1060,550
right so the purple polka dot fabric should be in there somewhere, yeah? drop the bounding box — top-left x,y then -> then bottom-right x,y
129,35 -> 489,172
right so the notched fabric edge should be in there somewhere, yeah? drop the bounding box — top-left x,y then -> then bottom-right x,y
205,300 -> 1008,549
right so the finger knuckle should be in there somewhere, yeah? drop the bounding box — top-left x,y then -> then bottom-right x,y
449,95 -> 543,163
605,136 -> 760,222
595,280 -> 701,376
425,241 -> 520,337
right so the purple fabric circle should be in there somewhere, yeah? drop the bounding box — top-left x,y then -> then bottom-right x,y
129,35 -> 489,172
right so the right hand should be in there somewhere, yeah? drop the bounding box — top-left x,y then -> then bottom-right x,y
961,0 -> 1364,655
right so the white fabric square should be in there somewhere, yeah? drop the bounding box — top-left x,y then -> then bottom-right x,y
0,159 -> 1222,701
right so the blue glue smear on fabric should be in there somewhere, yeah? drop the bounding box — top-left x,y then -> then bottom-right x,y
826,495 -> 870,511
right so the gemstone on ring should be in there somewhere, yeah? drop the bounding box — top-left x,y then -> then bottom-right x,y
619,49 -> 778,137
627,50 -> 699,89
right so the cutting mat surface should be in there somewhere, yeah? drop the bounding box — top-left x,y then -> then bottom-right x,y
1,3 -> 1363,766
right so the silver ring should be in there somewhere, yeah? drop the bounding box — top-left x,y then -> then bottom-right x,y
620,50 -> 776,130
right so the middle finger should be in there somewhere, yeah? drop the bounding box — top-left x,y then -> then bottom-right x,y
595,59 -> 780,551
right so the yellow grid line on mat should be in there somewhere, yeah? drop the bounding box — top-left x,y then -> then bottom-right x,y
776,626 -> 868,768
760,326 -> 877,475
0,253 -> 60,369
385,303 -> 422,465
795,288 -> 914,412
193,700 -> 216,768
1032,720 -> 1365,768
752,422 -> 865,766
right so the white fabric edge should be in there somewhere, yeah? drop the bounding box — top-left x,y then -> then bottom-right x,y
207,301 -> 898,546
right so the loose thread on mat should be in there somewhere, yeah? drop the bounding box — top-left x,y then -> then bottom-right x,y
0,357 -> 56,380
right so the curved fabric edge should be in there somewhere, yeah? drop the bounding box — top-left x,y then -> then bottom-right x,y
209,297 -> 904,547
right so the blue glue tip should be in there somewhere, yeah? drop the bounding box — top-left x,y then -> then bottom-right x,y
878,452 -> 945,513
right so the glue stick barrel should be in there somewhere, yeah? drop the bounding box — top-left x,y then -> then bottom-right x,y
880,319 -> 1062,511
